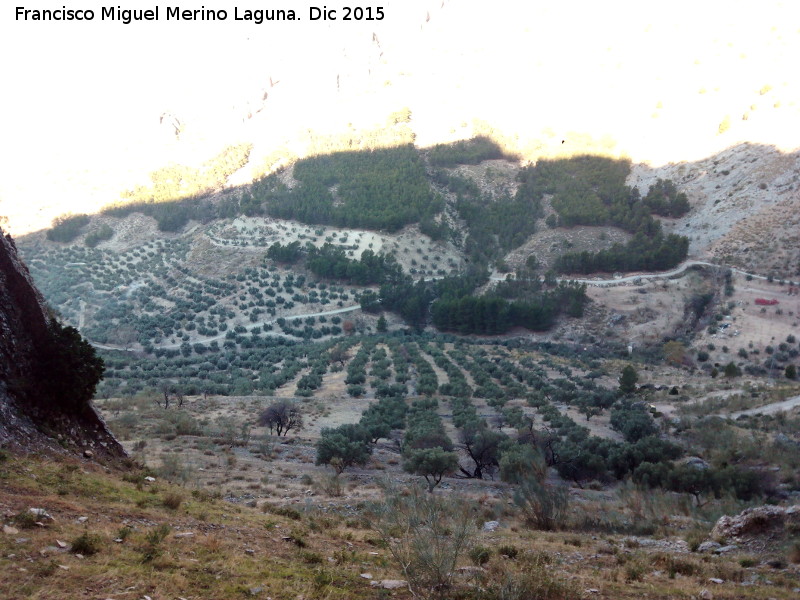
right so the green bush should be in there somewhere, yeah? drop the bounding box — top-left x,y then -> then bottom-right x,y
71,532 -> 102,556
84,223 -> 114,247
469,545 -> 492,565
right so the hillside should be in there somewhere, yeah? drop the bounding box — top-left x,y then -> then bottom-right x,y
4,3 -> 800,598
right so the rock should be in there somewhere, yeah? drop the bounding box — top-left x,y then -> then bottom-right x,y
684,456 -> 710,470
359,573 -> 373,579
585,590 -> 599,594
58,565 -> 70,571
0,232 -> 126,459
2,525 -> 19,535
245,549 -> 255,555
76,516 -> 88,524
28,508 -> 54,522
714,544 -> 738,554
709,578 -> 724,584
698,589 -> 713,600
55,540 -> 67,549
483,520 -> 500,532
711,505 -> 800,543
144,476 -> 156,482
248,586 -> 263,596
697,541 -> 721,553
370,580 -> 407,590
174,532 -> 194,538
83,450 -> 93,459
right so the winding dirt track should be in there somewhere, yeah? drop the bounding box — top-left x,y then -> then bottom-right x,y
490,260 -> 776,286
728,394 -> 800,418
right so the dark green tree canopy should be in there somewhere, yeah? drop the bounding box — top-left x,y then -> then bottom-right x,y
403,447 -> 459,492
618,365 -> 638,394
315,424 -> 372,474
38,319 -> 105,410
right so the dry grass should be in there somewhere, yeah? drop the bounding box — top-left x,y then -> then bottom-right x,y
2,453 -> 800,599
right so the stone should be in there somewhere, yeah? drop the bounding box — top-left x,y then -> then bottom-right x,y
55,540 -> 67,549
248,586 -> 263,596
2,525 -> 19,535
684,456 -> 710,470
370,580 -> 407,590
83,450 -> 94,459
711,505 -> 799,540
697,541 -> 721,553
714,544 -> 738,554
709,578 -> 724,584
483,520 -> 500,532
359,573 -> 373,579
174,532 -> 194,538
76,517 -> 88,524
28,508 -> 54,522
144,476 -> 156,482
698,589 -> 712,600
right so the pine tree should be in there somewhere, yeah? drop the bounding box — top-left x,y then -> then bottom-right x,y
619,365 -> 638,394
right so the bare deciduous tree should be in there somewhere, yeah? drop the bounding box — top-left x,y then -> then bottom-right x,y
258,400 -> 303,436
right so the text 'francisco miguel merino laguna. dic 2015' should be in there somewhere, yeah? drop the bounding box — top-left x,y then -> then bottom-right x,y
15,5 -> 386,24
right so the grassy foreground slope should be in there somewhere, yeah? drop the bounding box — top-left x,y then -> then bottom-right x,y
2,449 -> 800,600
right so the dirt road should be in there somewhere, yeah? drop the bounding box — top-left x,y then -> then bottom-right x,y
728,394 -> 800,418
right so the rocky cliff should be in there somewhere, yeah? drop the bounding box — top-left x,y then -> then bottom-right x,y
0,229 -> 124,459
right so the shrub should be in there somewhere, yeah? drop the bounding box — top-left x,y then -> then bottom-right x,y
475,554 -> 577,600
497,544 -> 519,559
71,532 -> 102,556
157,454 -> 192,483
139,524 -> 171,563
13,510 -> 40,529
367,482 -> 476,598
162,492 -> 183,510
501,446 -> 568,530
470,545 -> 492,566
85,223 -> 114,247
